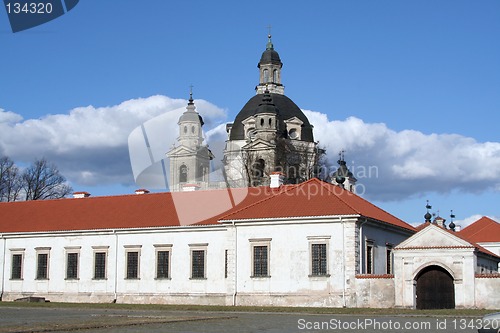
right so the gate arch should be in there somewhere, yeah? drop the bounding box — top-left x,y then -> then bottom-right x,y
415,265 -> 455,309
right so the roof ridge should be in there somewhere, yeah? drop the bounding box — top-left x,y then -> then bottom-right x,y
328,182 -> 413,230
218,180 -> 313,221
461,216 -> 498,237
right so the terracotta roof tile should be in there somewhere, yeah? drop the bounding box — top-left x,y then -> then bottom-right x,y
219,179 -> 415,232
0,179 -> 415,233
459,216 -> 500,243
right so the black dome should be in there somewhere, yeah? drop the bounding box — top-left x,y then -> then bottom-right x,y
259,49 -> 282,67
229,93 -> 314,142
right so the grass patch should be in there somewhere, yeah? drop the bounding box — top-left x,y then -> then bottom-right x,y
0,301 -> 496,317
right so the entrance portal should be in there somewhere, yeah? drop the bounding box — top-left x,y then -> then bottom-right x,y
416,265 -> 455,309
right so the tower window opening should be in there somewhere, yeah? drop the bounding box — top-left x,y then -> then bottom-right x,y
263,69 -> 269,82
269,118 -> 272,127
191,126 -> 195,134
179,165 -> 187,183
183,126 -> 187,134
260,118 -> 264,127
273,69 -> 278,82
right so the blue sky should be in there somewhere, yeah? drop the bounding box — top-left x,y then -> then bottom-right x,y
1,0 -> 499,226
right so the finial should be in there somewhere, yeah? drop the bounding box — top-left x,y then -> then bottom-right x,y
188,85 -> 194,105
449,210 -> 456,231
266,25 -> 274,50
424,200 -> 432,223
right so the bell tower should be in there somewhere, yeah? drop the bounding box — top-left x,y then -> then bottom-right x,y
167,91 -> 213,191
256,34 -> 284,95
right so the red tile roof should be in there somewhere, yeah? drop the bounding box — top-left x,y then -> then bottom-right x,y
0,179 -> 414,233
0,186 -> 282,233
219,179 -> 415,232
459,216 -> 500,243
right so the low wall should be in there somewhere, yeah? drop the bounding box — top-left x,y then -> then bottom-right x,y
355,275 -> 395,308
475,274 -> 500,309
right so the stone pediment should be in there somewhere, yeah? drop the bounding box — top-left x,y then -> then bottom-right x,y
395,223 -> 473,250
242,138 -> 275,150
167,145 -> 196,157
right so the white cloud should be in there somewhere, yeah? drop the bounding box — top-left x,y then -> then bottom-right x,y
2,97 -> 499,203
0,96 -> 226,187
303,110 -> 500,201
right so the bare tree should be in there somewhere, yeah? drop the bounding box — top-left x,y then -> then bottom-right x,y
0,156 -> 22,202
22,158 -> 73,200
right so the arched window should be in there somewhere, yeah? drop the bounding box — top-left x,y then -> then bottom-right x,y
252,159 -> 265,186
191,126 -> 195,134
179,165 -> 187,183
273,69 -> 278,82
268,118 -> 272,127
263,69 -> 269,82
183,126 -> 187,134
260,118 -> 264,127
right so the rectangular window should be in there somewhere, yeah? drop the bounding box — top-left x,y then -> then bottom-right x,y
126,251 -> 139,279
94,252 -> 107,280
191,250 -> 206,279
252,245 -> 269,277
366,241 -> 374,274
156,251 -> 170,279
311,243 -> 328,276
386,245 -> 393,274
224,249 -> 228,279
37,253 -> 49,280
66,252 -> 79,280
11,253 -> 23,280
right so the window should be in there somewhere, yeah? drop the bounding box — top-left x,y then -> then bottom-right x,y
386,245 -> 393,274
224,249 -> 228,279
311,244 -> 328,276
94,252 -> 107,280
11,251 -> 24,280
125,246 -> 141,279
263,69 -> 269,82
191,250 -> 205,279
66,253 -> 79,280
273,69 -> 278,82
250,238 -> 271,278
155,244 -> 172,279
179,165 -> 187,183
190,243 -> 208,279
253,246 -> 268,277
36,249 -> 49,280
366,241 -> 374,274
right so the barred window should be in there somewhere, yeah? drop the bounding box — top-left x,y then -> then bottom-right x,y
191,250 -> 205,279
94,252 -> 106,279
66,253 -> 79,279
386,246 -> 393,274
366,242 -> 374,274
252,245 -> 269,277
156,250 -> 170,279
311,243 -> 327,276
11,254 -> 22,280
126,251 -> 139,279
36,253 -> 49,280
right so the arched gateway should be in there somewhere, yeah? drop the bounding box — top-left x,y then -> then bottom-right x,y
415,265 -> 455,309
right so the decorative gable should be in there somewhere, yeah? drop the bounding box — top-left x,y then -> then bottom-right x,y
396,223 -> 474,250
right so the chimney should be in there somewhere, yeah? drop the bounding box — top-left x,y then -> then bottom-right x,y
135,189 -> 150,195
73,191 -> 91,199
270,172 -> 284,189
434,216 -> 446,228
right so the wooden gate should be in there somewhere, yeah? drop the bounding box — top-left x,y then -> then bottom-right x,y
416,265 -> 455,309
